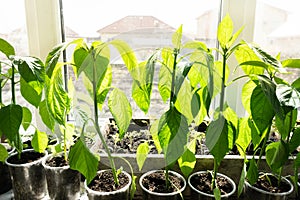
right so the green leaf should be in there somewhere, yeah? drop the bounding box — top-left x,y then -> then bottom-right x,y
276,84 -> 300,108
46,39 -> 83,77
172,25 -> 182,49
69,139 -> 99,184
96,65 -> 112,110
22,107 -> 32,130
183,40 -> 207,51
275,109 -> 297,140
266,141 -> 289,172
39,100 -> 55,132
238,162 -> 247,196
213,187 -> 221,200
15,56 -> 45,84
46,63 -> 71,125
108,88 -> 132,139
0,38 -> 15,57
20,78 -> 42,107
282,59 -> 300,69
174,62 -> 193,96
258,75 -> 284,119
217,14 -> 233,49
31,130 -> 48,153
236,117 -> 252,157
149,119 -> 162,154
109,39 -> 138,73
241,80 -> 257,114
130,175 -> 137,200
228,26 -> 244,48
247,158 -> 258,185
235,44 -> 264,75
136,142 -> 149,171
289,128 -> 300,153
250,45 -> 283,70
0,143 -> 8,162
178,148 -> 196,178
131,59 -> 155,113
207,116 -> 235,165
250,85 -> 274,134
158,51 -> 172,102
175,78 -> 193,123
0,104 -> 23,152
158,107 -> 189,166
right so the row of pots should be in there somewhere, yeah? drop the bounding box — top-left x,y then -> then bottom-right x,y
1,149 -> 296,199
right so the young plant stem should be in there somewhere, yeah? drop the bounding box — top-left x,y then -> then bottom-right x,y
212,158 -> 218,190
165,167 -> 170,189
63,125 -> 67,161
169,48 -> 179,109
219,51 -> 227,114
11,64 -> 15,104
92,50 -> 119,185
212,50 -> 227,190
257,126 -> 271,167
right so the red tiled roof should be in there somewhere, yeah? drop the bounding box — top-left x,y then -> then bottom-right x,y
97,15 -> 174,34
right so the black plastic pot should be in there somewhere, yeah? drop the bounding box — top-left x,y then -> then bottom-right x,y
139,170 -> 186,200
42,153 -> 81,200
244,173 -> 294,200
188,171 -> 236,199
0,143 -> 14,194
5,149 -> 48,200
84,169 -> 132,200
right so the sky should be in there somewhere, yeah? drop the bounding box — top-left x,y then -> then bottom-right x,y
1,0 -> 300,36
62,0 -> 220,36
0,0 -> 219,36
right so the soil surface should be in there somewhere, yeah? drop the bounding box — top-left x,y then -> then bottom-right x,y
7,151 -> 45,164
141,171 -> 184,193
88,170 -> 129,192
46,155 -> 69,167
253,174 -> 291,193
189,172 -> 233,195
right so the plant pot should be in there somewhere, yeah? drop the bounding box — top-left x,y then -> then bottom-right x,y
139,170 -> 186,200
188,171 -> 236,199
42,153 -> 81,200
244,173 -> 294,200
5,149 -> 48,200
0,143 -> 14,194
84,169 -> 132,200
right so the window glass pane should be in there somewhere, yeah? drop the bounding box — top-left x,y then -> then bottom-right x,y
62,0 -> 221,118
0,1 -> 29,105
254,0 -> 300,82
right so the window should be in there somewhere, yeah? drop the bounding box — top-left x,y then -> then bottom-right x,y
62,0 -> 221,118
0,0 -> 28,105
254,0 -> 300,83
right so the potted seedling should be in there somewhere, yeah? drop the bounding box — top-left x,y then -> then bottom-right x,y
40,48 -> 85,199
45,38 -> 138,199
0,37 -> 49,199
136,25 -> 214,199
187,14 -> 240,200
234,41 -> 299,198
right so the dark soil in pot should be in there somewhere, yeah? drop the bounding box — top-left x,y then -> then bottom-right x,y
253,174 -> 291,193
43,154 -> 81,200
45,155 -> 69,167
7,151 -> 45,164
189,172 -> 233,195
141,171 -> 184,193
88,170 -> 130,192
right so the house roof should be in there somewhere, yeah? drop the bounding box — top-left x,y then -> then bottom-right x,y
97,15 -> 175,34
